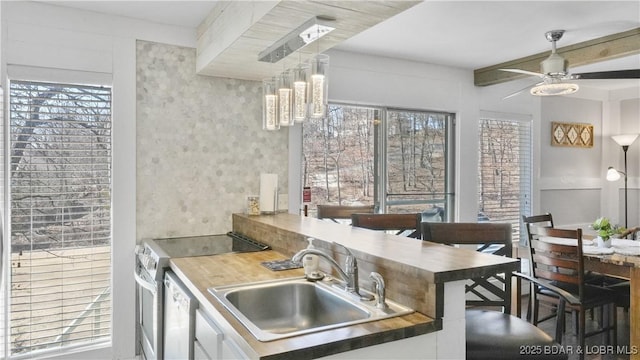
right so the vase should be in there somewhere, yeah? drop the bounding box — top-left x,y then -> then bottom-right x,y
596,236 -> 612,248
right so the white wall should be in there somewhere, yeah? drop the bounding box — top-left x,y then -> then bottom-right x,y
312,49 -> 640,227
2,2 -> 196,359
480,77 -> 640,229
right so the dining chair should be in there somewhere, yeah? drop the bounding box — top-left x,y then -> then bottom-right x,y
523,214 -> 630,321
351,213 -> 422,238
522,214 -> 558,323
421,222 -> 567,360
522,226 -> 617,357
619,225 -> 640,240
522,213 -> 554,233
316,204 -> 375,224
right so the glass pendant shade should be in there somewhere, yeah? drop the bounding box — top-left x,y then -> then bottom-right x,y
262,78 -> 279,131
277,71 -> 293,127
308,54 -> 329,119
292,65 -> 308,122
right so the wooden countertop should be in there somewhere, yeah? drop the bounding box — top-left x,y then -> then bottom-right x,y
170,250 -> 439,360
234,213 -> 520,284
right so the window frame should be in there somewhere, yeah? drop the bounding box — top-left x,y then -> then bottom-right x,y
4,68 -> 114,358
477,111 -> 533,244
299,102 -> 456,218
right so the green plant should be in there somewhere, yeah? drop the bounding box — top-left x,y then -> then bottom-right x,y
591,217 -> 625,240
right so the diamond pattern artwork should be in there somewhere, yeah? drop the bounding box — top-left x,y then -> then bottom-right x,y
551,122 -> 594,148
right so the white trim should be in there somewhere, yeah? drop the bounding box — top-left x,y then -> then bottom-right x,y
479,110 -> 532,123
539,177 -> 603,190
7,65 -> 112,86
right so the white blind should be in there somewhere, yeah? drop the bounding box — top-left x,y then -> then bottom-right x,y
478,117 -> 532,244
9,80 -> 112,355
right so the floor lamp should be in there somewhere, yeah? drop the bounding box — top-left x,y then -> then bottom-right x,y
607,133 -> 639,229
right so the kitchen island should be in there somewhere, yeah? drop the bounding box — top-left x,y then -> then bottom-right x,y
169,213 -> 519,359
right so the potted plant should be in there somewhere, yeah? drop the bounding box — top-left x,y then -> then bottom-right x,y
591,217 -> 625,248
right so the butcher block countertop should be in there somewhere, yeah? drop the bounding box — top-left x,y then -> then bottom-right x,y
168,213 -> 520,359
170,250 -> 439,360
233,213 -> 520,319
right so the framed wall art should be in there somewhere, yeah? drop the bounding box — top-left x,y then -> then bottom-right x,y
551,121 -> 594,148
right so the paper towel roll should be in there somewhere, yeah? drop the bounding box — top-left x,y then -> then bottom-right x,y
259,173 -> 278,214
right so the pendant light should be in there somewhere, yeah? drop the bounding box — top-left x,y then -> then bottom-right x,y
292,64 -> 308,122
277,70 -> 293,127
308,54 -> 329,119
262,77 -> 279,131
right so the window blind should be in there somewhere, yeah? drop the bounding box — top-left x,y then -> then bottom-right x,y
478,117 -> 532,244
9,80 -> 112,355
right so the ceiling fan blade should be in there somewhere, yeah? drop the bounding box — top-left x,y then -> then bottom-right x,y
499,68 -> 545,78
571,69 -> 640,80
502,82 -> 543,100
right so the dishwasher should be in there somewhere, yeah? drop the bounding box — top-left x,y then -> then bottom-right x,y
164,270 -> 196,360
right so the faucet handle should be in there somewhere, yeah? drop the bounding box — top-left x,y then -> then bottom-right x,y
369,272 -> 388,309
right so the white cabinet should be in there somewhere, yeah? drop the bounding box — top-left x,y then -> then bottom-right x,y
194,307 -> 247,360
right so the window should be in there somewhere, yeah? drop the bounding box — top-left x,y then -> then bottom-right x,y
385,109 -> 452,219
302,104 -> 377,210
8,80 -> 112,355
477,115 -> 532,243
302,103 -> 454,219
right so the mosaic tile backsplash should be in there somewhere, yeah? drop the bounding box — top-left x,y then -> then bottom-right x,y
136,40 -> 288,240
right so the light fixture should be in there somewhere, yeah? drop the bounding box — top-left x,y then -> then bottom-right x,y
262,77 -> 279,131
530,82 -> 579,96
308,54 -> 329,119
277,70 -> 293,127
607,133 -> 639,228
606,167 -> 622,181
258,16 -> 335,63
292,64 -> 308,122
260,16 -> 334,130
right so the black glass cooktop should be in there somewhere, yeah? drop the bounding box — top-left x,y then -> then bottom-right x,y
151,231 -> 269,258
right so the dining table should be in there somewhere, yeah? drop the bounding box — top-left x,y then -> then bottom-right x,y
580,238 -> 640,358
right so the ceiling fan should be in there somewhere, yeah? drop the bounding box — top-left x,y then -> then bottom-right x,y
501,30 -> 640,99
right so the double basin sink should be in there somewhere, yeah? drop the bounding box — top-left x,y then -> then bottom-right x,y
208,276 -> 414,341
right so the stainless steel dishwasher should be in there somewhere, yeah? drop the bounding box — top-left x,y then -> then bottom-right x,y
164,270 -> 196,360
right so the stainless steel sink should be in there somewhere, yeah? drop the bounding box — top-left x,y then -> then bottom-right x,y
208,277 -> 414,341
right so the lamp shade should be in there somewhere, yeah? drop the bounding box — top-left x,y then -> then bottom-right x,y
611,134 -> 639,147
606,167 -> 621,181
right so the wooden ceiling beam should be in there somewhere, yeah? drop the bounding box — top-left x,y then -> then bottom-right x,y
474,27 -> 640,87
196,0 -> 421,80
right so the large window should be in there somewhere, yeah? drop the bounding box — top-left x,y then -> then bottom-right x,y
385,109 -> 452,218
8,80 -> 112,355
477,115 -> 532,243
302,103 -> 454,219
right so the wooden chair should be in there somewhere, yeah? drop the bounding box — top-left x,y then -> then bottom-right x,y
522,214 -> 557,322
619,225 -> 640,240
523,214 -> 629,320
522,213 -> 554,235
522,226 -> 617,358
316,204 -> 374,224
421,222 -> 567,360
351,213 -> 422,238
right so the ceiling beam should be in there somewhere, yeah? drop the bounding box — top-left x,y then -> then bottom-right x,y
196,0 -> 422,80
474,27 -> 640,87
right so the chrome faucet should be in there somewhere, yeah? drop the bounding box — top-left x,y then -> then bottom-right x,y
292,242 -> 373,301
369,272 -> 388,309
